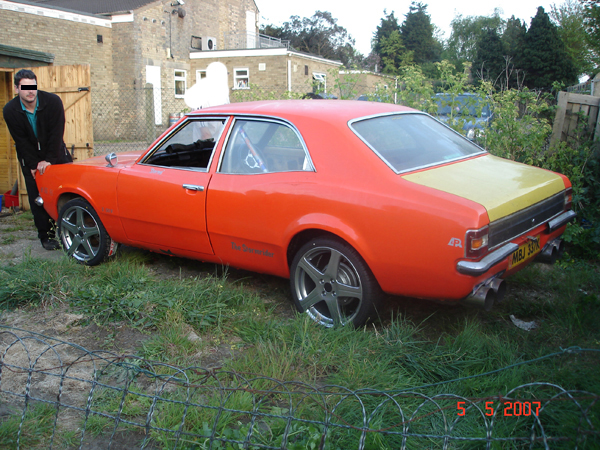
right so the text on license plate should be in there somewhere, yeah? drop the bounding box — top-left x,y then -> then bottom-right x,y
508,235 -> 541,269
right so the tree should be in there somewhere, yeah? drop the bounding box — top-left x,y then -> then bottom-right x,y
260,11 -> 357,66
581,0 -> 600,60
472,28 -> 506,87
444,11 -> 504,64
501,16 -> 527,88
400,2 -> 441,65
551,0 -> 598,78
522,7 -> 578,89
372,11 -> 401,63
378,30 -> 411,74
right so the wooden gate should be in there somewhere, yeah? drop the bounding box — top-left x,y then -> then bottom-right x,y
550,91 -> 600,147
1,64 -> 94,210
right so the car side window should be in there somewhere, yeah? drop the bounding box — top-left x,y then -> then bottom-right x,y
219,119 -> 313,174
144,119 -> 225,170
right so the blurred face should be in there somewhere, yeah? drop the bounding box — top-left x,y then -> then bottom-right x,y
16,78 -> 38,107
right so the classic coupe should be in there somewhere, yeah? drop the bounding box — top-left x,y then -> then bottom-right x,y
36,100 -> 575,327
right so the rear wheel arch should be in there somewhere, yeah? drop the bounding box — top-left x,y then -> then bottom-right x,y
289,234 -> 384,327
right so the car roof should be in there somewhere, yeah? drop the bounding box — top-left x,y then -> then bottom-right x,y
187,100 -> 415,125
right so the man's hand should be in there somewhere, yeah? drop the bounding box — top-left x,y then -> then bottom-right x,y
37,160 -> 51,175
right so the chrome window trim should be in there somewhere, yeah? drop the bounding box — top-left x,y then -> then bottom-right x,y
139,115 -> 230,172
348,111 -> 487,175
217,115 -> 315,175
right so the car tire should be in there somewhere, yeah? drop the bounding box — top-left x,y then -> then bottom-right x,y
290,237 -> 382,327
58,198 -> 111,266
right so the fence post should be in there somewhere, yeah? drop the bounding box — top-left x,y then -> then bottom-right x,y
145,84 -> 155,144
550,91 -> 569,147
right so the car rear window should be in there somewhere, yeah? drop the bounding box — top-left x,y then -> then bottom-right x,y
350,113 -> 485,173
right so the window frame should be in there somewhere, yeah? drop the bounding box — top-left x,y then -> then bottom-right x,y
233,67 -> 250,90
196,69 -> 207,83
349,111 -> 486,175
174,69 -> 187,98
312,72 -> 326,94
218,116 -> 315,175
140,116 -> 228,172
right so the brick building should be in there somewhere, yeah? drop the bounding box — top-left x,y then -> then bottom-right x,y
1,0 -> 389,151
0,0 -> 263,142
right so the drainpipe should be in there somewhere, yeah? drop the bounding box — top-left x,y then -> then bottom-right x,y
287,59 -> 292,92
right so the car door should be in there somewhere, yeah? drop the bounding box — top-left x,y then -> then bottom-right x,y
207,117 -> 315,272
117,118 -> 227,256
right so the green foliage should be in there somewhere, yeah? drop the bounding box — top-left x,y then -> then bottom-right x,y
400,2 -> 441,65
522,7 -> 579,90
501,16 -> 528,89
378,30 -> 410,75
484,88 -> 553,162
0,402 -> 56,449
582,0 -> 600,63
550,0 -> 599,78
372,10 -> 401,62
444,10 -> 505,64
0,255 -> 82,308
472,28 -> 507,87
260,11 -> 358,67
396,64 -> 435,111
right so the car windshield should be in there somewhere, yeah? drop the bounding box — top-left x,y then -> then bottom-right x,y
350,113 -> 485,173
436,94 -> 491,118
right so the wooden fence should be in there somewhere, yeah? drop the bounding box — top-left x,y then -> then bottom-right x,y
550,91 -> 600,146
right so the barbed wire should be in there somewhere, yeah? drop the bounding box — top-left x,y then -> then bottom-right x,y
0,326 -> 598,449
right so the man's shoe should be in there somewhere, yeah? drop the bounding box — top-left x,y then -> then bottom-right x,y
41,238 -> 60,250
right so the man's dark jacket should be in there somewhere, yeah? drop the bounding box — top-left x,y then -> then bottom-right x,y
3,90 -> 71,171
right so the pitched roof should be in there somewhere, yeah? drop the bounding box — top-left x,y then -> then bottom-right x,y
16,0 -> 158,14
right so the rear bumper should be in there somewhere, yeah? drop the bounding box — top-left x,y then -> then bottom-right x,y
457,210 -> 576,276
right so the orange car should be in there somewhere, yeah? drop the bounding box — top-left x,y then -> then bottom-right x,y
36,100 -> 575,327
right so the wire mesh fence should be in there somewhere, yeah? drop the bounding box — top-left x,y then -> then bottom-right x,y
92,87 -> 187,156
0,327 -> 598,449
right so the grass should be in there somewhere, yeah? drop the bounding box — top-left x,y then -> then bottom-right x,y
0,251 -> 598,448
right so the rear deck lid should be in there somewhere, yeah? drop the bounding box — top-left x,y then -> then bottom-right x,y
402,154 -> 565,221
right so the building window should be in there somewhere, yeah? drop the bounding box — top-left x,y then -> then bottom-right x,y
196,69 -> 206,83
174,70 -> 186,98
233,68 -> 249,89
312,72 -> 326,94
97,34 -> 103,43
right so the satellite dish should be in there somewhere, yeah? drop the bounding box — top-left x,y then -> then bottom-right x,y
177,7 -> 186,18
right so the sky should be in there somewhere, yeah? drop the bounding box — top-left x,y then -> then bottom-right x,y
255,0 -> 559,56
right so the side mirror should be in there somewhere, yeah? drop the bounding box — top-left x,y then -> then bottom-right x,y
105,152 -> 117,167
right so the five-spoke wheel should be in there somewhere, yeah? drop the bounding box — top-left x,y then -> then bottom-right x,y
290,237 -> 381,327
58,198 -> 111,266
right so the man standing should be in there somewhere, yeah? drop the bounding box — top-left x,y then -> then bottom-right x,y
3,69 -> 72,250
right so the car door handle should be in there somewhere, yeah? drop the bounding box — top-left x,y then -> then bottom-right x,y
182,184 -> 205,191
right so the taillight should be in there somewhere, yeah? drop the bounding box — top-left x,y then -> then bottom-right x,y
465,226 -> 489,259
564,187 -> 572,210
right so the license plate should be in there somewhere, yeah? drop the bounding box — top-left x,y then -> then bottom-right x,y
508,235 -> 541,269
